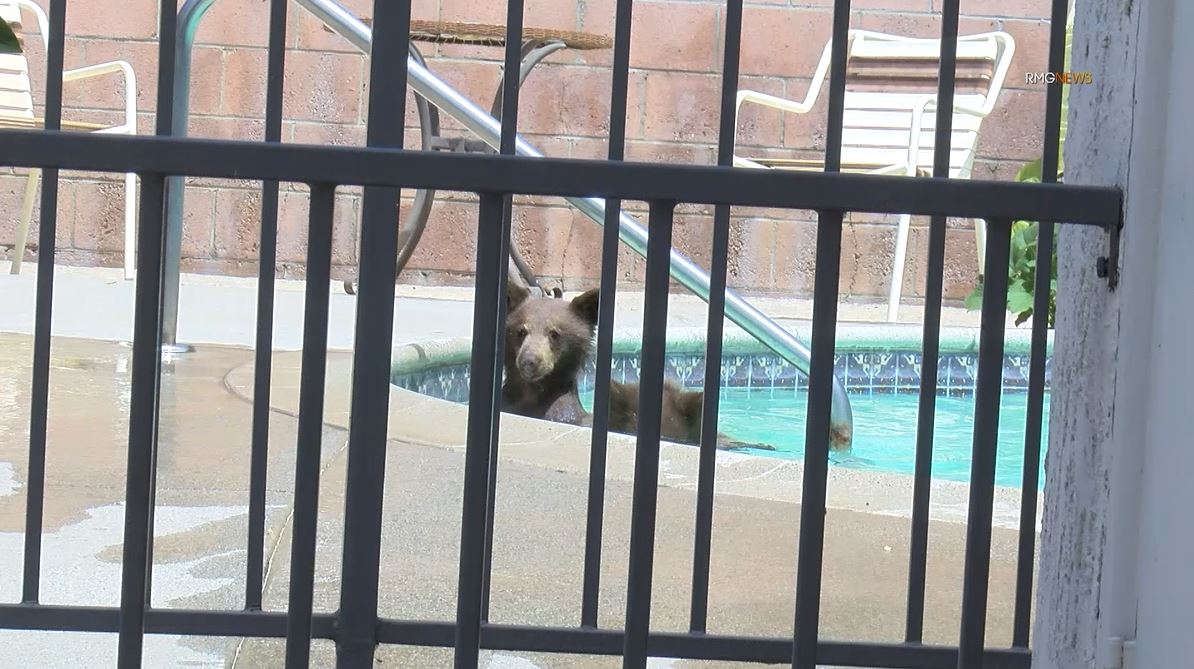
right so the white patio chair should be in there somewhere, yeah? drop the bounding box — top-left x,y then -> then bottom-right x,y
733,30 -> 1015,321
2,0 -> 138,278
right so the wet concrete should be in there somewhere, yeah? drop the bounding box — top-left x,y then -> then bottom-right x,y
0,332 -> 1034,668
0,334 -> 344,666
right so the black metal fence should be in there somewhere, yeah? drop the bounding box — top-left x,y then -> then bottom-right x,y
0,0 -> 1120,668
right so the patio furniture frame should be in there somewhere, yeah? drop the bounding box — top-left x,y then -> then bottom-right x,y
2,0 -> 138,279
734,29 -> 1016,322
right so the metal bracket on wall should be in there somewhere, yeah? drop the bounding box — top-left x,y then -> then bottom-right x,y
1096,208 -> 1123,290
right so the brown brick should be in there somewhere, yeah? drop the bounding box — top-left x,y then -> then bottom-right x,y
838,221 -> 898,299
331,193 -> 360,266
940,0 -> 1050,19
291,0 -> 436,54
625,139 -> 714,165
214,187 -> 263,259
852,0 -> 934,10
0,172 -> 74,254
970,158 -> 1024,183
771,216 -> 820,295
579,0 -> 618,35
181,187 -> 216,258
779,79 -> 828,151
517,65 -> 646,137
739,7 -> 831,79
221,47 -> 268,117
671,212 -> 716,270
726,216 -> 774,291
641,70 -> 722,142
974,88 -> 1046,164
405,200 -> 479,273
440,0 -> 579,30
941,225 -> 981,300
188,46 -> 228,117
565,136 -> 606,160
189,116 -> 266,141
194,0 -> 270,48
72,179 -> 132,253
53,39 -> 176,115
289,120 -> 367,147
628,1 -> 720,73
65,0 -> 158,40
734,75 -> 787,150
852,11 -> 998,40
1000,18 -> 1052,93
617,243 -> 648,285
511,205 -> 586,281
282,50 -> 366,123
274,189 -> 360,267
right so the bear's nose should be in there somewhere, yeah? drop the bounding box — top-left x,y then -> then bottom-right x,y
518,356 -> 543,379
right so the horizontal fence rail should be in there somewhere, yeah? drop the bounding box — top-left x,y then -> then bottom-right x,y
0,131 -> 1120,225
0,0 -> 1117,667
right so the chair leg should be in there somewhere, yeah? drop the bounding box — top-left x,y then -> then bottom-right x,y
123,171 -> 138,280
10,168 -> 42,275
974,218 -> 987,276
887,212 -> 912,322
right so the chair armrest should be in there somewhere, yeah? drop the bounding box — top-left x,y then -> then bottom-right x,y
62,60 -> 138,134
904,93 -> 989,175
736,89 -> 817,117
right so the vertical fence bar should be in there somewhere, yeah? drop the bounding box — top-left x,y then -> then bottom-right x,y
282,184 -> 337,669
621,201 -> 676,669
1013,0 -> 1069,648
453,191 -> 511,667
478,0 -> 528,624
20,0 -> 65,606
335,1 -> 411,666
245,0 -> 289,612
688,0 -> 744,634
905,0 -> 961,643
957,219 -> 1013,668
792,1 -> 850,667
116,0 -> 177,663
581,0 -> 635,629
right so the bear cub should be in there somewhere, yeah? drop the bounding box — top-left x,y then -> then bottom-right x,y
501,280 -> 772,451
500,280 -> 600,426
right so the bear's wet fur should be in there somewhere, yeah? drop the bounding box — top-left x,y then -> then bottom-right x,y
606,379 -> 774,451
501,280 -> 774,452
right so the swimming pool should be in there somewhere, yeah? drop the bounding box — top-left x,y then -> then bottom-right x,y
577,387 -> 1048,490
393,344 -> 1051,490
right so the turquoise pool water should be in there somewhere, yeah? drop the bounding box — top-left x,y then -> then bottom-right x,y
580,388 -> 1049,490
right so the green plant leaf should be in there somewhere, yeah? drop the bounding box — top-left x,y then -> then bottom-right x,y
964,283 -> 986,311
1007,284 -> 1035,316
0,20 -> 20,54
1015,159 -> 1044,183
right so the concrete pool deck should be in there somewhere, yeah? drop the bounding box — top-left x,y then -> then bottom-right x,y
0,264 -> 1035,668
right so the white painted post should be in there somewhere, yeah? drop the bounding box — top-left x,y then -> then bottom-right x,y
1035,0 -> 1194,667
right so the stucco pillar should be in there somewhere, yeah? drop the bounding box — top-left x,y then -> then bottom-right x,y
1034,0 -> 1192,667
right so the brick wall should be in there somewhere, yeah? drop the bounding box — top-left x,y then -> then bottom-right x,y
0,0 -> 1054,302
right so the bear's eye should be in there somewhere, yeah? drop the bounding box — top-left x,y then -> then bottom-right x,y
516,326 -> 529,340
548,328 -> 561,343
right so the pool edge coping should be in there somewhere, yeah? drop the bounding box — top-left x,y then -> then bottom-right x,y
224,322 -> 1045,530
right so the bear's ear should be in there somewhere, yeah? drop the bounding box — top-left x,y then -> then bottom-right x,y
506,279 -> 531,314
570,288 -> 600,326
